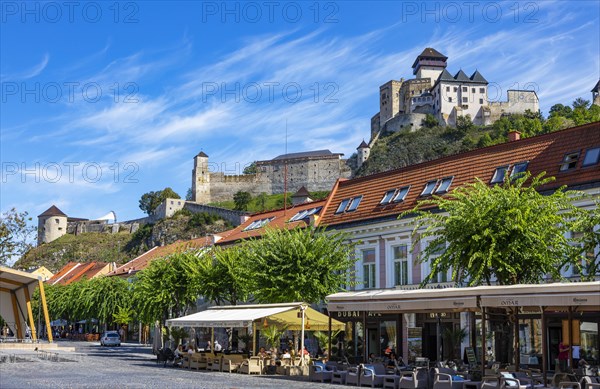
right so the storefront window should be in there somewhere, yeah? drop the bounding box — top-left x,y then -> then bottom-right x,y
580,321 -> 599,364
519,318 -> 542,365
380,320 -> 397,356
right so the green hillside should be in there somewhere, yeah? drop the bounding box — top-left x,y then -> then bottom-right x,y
209,191 -> 330,213
15,212 -> 231,272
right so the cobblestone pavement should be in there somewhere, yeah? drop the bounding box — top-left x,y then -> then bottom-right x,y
0,341 -> 349,388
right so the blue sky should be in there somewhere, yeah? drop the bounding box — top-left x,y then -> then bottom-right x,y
1,0 -> 599,226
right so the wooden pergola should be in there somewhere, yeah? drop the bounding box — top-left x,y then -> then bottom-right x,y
0,266 -> 53,342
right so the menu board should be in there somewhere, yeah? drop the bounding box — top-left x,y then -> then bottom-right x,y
465,346 -> 477,366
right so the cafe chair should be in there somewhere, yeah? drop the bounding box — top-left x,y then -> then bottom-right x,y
360,363 -> 387,387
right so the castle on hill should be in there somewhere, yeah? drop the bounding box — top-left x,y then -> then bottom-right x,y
191,149 -> 352,203
371,47 -> 540,139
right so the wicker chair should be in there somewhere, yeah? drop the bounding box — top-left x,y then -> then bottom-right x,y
239,356 -> 263,375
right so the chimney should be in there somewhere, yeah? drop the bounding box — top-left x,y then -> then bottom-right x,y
508,131 -> 521,142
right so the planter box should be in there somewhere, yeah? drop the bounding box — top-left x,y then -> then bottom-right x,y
286,365 -> 309,376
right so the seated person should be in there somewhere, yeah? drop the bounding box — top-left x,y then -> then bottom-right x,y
258,347 -> 268,358
281,349 -> 291,359
174,345 -> 184,367
368,352 -> 376,363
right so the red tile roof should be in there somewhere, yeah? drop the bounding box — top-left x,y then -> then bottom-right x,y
48,262 -> 111,285
107,236 -> 214,277
47,262 -> 80,285
319,122 -> 600,228
215,200 -> 327,245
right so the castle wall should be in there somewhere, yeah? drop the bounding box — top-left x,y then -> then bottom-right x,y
208,172 -> 271,203
382,112 -> 429,133
183,202 -> 246,226
488,90 -> 539,122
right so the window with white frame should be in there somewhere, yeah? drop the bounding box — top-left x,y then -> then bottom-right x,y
392,244 -> 409,286
362,248 -> 377,289
567,231 -> 596,277
422,240 -> 450,284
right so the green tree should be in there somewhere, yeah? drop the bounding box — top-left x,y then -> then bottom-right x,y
245,226 -> 357,303
186,187 -> 193,201
572,98 -> 590,110
233,191 -> 252,211
256,193 -> 269,212
197,246 -> 252,305
139,187 -> 181,215
243,162 -> 258,175
132,251 -> 204,325
403,172 -> 582,286
548,103 -> 572,118
0,208 -> 36,265
455,115 -> 475,134
421,114 -> 439,129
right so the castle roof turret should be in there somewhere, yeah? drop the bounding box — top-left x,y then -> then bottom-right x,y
196,151 -> 209,158
592,80 -> 600,93
357,140 -> 369,149
38,205 -> 67,218
412,47 -> 448,75
470,70 -> 488,84
454,69 -> 471,82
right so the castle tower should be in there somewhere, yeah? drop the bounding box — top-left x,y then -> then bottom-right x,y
356,140 -> 370,169
38,205 -> 68,244
412,47 -> 447,85
592,80 -> 600,106
379,79 -> 403,125
192,151 -> 211,203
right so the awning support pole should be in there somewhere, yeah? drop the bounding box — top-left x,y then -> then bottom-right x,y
568,307 -> 573,368
38,280 -> 52,342
300,304 -> 306,366
436,313 -> 442,363
481,306 -> 486,378
514,307 -> 520,371
328,311 -> 332,359
541,307 -> 547,387
23,285 -> 37,341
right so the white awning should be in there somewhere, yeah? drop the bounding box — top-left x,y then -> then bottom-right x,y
329,296 -> 478,313
166,306 -> 294,328
480,292 -> 600,308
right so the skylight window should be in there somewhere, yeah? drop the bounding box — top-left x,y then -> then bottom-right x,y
582,147 -> 600,167
335,196 -> 362,214
491,165 -> 509,184
243,217 -> 274,231
421,180 -> 438,196
346,196 -> 363,212
435,177 -> 454,194
393,186 -> 410,202
380,190 -> 396,205
289,207 -> 322,222
559,152 -> 579,172
335,199 -> 350,214
510,162 -> 529,178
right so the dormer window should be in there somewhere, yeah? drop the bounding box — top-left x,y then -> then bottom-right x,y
435,177 -> 454,194
335,196 -> 362,214
421,180 -> 438,196
510,162 -> 529,178
582,147 -> 600,167
491,165 -> 509,183
559,152 -> 580,171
